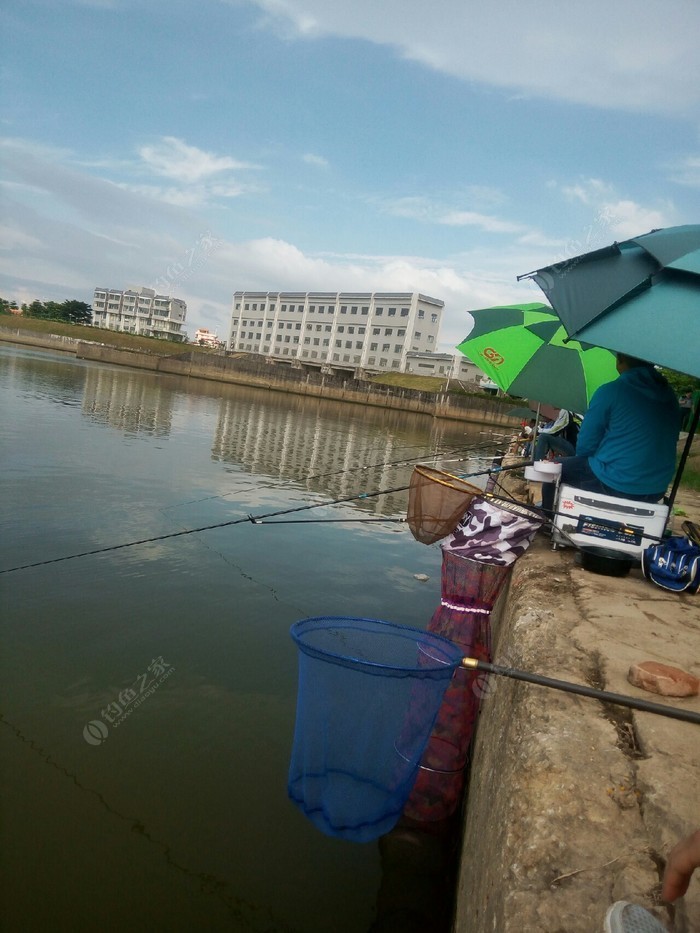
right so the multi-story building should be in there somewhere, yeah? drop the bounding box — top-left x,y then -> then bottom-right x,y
193,328 -> 222,348
229,291 -> 443,373
91,286 -> 187,342
404,351 -> 482,382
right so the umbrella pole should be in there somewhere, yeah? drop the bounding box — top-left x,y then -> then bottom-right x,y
461,658 -> 700,725
666,398 -> 700,516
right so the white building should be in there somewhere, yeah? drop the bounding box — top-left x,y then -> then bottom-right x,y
193,328 -> 222,348
92,286 -> 187,342
229,291 -> 443,372
404,350 -> 482,382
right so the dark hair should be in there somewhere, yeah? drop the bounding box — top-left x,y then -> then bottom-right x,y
616,352 -> 653,368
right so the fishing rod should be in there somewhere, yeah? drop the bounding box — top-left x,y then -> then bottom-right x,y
0,460 -> 529,575
303,438 -> 509,481
461,657 -> 700,725
163,440 -> 503,513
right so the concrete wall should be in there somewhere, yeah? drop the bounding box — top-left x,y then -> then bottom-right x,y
0,327 -> 519,426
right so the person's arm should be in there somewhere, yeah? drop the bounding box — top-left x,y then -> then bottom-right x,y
662,828 -> 700,901
574,385 -> 612,458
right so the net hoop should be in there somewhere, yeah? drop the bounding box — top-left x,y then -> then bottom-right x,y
481,493 -> 545,524
412,465 -> 483,497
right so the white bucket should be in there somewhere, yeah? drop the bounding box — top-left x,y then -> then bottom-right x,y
524,461 -> 562,483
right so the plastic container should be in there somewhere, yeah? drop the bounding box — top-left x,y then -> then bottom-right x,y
524,461 -> 562,483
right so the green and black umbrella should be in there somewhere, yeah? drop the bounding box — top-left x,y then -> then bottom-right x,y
456,302 -> 619,413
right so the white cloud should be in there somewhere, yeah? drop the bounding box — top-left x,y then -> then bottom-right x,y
668,155 -> 700,189
242,0 -> 700,115
382,196 -> 532,235
550,177 -> 677,243
138,136 -> 256,184
302,152 -> 329,169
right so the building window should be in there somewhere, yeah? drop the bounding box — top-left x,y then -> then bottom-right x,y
398,328 -> 405,336
244,304 -> 249,310
388,308 -> 396,316
394,344 -> 402,353
418,310 -> 425,319
348,326 -> 355,334
335,340 -> 342,348
380,358 -> 388,367
310,305 -> 315,312
431,313 -> 438,323
375,308 -> 383,316
281,304 -> 287,312
362,306 -> 369,314
370,342 -> 378,351
345,341 -> 352,349
428,335 -> 434,343
355,341 -> 363,350
382,343 -> 390,351
368,356 -> 376,365
415,331 -> 422,339
338,325 -> 345,333
341,305 -> 347,313
351,306 -> 357,314
392,360 -> 400,368
384,328 -> 392,336
401,308 -> 409,317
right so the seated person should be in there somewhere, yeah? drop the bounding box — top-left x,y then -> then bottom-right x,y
541,354 -> 680,518
519,418 -> 537,456
533,409 -> 581,461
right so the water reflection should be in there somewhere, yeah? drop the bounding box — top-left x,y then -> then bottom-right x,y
82,367 -> 174,436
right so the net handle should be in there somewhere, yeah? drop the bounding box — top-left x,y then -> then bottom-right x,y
461,657 -> 700,724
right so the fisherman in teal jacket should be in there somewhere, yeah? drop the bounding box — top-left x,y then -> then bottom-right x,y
541,353 -> 681,517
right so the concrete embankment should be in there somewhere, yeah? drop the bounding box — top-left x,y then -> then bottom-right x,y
453,480 -> 700,933
0,326 -> 518,427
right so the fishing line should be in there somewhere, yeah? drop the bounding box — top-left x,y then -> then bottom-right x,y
158,439 -> 503,513
0,460 -> 529,574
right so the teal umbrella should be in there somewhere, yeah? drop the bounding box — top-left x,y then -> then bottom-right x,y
520,224 -> 700,379
456,303 -> 618,413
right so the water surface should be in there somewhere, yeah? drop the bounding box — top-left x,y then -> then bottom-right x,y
0,344 -> 504,932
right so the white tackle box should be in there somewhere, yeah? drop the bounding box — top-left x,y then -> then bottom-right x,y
553,483 -> 669,558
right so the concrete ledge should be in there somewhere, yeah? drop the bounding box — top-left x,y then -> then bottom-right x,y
454,500 -> 700,932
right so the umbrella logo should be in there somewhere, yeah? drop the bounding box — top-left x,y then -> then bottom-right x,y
482,347 -> 505,366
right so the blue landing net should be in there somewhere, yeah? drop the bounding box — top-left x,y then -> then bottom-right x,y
288,616 -> 464,843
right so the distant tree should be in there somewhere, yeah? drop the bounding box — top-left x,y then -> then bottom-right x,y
22,298 -> 92,325
61,300 -> 92,325
0,297 -> 18,314
24,299 -> 49,318
661,368 -> 700,395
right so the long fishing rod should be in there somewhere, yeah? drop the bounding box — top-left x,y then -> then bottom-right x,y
0,460 -> 529,575
461,657 -> 700,725
303,438 -> 507,481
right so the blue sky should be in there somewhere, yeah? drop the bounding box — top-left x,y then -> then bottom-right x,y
2,0 -> 699,350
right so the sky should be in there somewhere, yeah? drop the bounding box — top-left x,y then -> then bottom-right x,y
1,0 -> 699,351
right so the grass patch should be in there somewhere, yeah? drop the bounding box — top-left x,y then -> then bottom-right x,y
369,372 -> 449,392
0,316 -> 203,357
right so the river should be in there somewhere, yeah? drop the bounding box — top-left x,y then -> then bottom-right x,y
0,343 -> 507,933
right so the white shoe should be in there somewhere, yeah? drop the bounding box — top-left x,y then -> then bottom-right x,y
604,901 -> 667,933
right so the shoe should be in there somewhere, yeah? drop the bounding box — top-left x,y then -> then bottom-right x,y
604,901 -> 667,932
